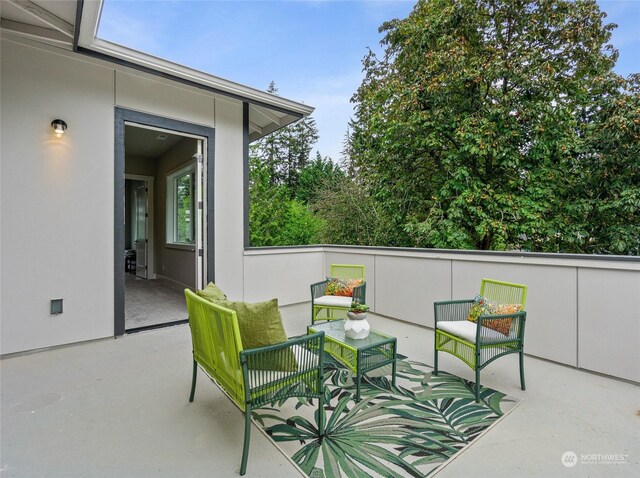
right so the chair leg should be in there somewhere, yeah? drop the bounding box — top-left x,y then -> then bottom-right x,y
189,359 -> 197,402
475,368 -> 481,403
240,404 -> 252,476
433,348 -> 439,376
317,393 -> 325,437
519,351 -> 526,391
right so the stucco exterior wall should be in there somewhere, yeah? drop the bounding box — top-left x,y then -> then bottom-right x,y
245,247 -> 639,382
1,39 -> 115,354
0,37 -> 245,354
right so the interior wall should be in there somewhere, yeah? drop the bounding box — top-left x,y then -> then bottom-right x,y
125,156 -> 156,257
154,138 -> 197,288
124,179 -> 145,250
125,154 -> 155,176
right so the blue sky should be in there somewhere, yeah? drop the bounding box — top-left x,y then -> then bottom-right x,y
99,0 -> 640,161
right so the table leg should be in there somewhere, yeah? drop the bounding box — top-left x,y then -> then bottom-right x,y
356,349 -> 362,401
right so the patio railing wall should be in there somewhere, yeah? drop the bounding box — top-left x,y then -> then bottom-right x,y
244,246 -> 639,383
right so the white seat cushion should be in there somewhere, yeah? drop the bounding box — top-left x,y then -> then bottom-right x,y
437,320 -> 507,344
313,295 -> 352,308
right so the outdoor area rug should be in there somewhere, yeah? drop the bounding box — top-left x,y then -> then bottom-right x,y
252,355 -> 520,478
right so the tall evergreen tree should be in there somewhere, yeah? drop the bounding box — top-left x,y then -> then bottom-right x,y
248,81 -> 324,246
298,152 -> 345,204
251,81 -> 319,197
339,125 -> 358,179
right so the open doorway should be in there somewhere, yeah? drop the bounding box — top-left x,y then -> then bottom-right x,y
114,108 -> 215,335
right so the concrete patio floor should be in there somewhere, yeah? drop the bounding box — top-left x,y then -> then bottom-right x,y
1,304 -> 638,477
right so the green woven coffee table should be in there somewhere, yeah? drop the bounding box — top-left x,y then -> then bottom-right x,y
308,319 -> 397,400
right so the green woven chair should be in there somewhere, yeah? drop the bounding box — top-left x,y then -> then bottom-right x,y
434,279 -> 528,402
184,289 -> 326,475
311,264 -> 366,324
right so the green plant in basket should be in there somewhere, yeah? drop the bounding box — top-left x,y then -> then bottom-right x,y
349,302 -> 370,313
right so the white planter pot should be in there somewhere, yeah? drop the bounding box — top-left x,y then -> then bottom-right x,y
344,312 -> 370,339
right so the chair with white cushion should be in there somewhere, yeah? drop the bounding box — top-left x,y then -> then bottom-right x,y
434,278 -> 528,402
311,264 -> 366,324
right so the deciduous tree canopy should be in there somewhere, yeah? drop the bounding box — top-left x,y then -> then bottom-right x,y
348,0 -> 639,253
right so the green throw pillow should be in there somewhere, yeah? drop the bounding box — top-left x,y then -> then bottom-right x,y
196,282 -> 227,302
216,298 -> 297,372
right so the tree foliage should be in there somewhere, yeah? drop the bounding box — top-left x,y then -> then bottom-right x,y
313,175 -> 396,246
248,82 -> 328,246
350,0 -> 639,253
249,158 -> 324,246
251,81 -> 319,199
298,152 -> 345,204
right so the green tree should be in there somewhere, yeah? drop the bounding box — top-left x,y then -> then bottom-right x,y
297,152 -> 345,204
248,81 -> 325,246
351,0 -> 638,253
339,126 -> 358,179
249,157 -> 323,246
313,175 -> 396,246
564,75 -> 640,254
251,81 -> 319,198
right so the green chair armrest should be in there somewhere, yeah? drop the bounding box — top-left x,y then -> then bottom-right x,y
240,332 -> 326,407
434,299 -> 474,324
476,311 -> 527,343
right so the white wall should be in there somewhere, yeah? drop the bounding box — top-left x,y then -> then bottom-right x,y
577,269 -> 640,380
243,248 -> 324,304
1,37 -> 246,354
114,71 -> 215,128
245,247 -> 639,382
211,99 -> 245,300
1,39 -> 115,353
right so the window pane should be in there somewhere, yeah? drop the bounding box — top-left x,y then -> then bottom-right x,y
175,173 -> 193,243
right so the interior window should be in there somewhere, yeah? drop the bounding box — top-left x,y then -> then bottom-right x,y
167,164 -> 195,244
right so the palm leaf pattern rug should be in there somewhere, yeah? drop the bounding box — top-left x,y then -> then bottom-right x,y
252,355 -> 519,477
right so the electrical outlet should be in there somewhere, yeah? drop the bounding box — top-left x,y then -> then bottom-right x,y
51,299 -> 63,315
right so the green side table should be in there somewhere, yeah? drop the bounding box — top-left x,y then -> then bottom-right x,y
308,319 -> 397,400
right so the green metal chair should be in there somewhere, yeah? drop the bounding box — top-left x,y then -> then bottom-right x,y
311,264 -> 366,324
434,279 -> 528,402
185,289 -> 326,475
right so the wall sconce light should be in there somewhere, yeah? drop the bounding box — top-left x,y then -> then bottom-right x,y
51,119 -> 67,137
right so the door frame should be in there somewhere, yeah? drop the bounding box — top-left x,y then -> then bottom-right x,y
114,107 -> 215,336
125,174 -> 155,279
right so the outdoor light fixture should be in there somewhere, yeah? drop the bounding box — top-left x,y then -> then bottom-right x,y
51,119 -> 67,137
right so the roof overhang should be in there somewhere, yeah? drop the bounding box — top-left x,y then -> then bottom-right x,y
0,0 -> 312,141
0,0 -> 76,46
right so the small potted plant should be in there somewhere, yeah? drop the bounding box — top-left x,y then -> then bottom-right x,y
345,302 -> 370,339
347,302 -> 369,320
